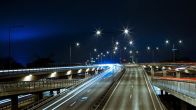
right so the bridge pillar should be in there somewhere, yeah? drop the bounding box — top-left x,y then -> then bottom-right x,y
50,90 -> 53,96
34,92 -> 43,101
85,72 -> 89,78
95,70 -> 98,74
176,71 -> 181,78
150,67 -> 154,77
163,70 -> 167,77
180,100 -> 187,110
11,95 -> 18,110
160,90 -> 164,95
56,89 -> 60,94
68,75 -> 72,80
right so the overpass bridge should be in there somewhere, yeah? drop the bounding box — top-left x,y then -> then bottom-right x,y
0,64 -> 166,110
0,64 -> 109,110
142,63 -> 196,108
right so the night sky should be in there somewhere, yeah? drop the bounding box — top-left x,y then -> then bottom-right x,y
0,0 -> 196,65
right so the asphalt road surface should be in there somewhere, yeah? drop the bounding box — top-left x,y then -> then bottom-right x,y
38,65 -> 122,110
103,66 -> 157,110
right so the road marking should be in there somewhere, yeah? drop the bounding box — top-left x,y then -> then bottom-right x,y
129,94 -> 132,100
69,101 -> 76,107
102,70 -> 127,110
143,70 -> 157,110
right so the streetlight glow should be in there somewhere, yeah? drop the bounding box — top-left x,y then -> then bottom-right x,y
165,40 -> 169,44
114,46 -> 118,50
156,47 -> 159,50
147,46 -> 151,50
95,29 -> 102,36
129,50 -> 133,54
178,40 -> 183,44
106,51 -> 109,54
123,28 -> 130,36
124,47 -> 127,50
115,41 -> 119,45
129,40 -> 133,45
76,42 -> 80,47
94,48 -> 97,52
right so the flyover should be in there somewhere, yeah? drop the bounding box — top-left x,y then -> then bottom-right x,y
142,63 -> 196,107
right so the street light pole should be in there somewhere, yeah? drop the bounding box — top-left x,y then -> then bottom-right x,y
69,44 -> 72,65
172,44 -> 176,62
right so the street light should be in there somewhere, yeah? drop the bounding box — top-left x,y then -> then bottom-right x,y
106,51 -> 109,54
76,42 -> 80,47
165,40 -> 169,44
156,47 -> 159,50
124,47 -> 127,50
114,46 -> 118,51
95,29 -> 102,37
129,40 -> 133,46
94,48 -> 97,52
123,28 -> 130,36
115,41 -> 119,45
69,42 -> 80,65
147,46 -> 151,50
178,40 -> 183,44
164,39 -> 183,62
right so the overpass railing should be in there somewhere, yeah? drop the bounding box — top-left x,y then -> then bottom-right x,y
152,78 -> 196,99
0,79 -> 83,96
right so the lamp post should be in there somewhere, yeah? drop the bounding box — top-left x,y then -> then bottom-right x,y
69,42 -> 80,65
146,46 -> 159,62
165,39 -> 183,62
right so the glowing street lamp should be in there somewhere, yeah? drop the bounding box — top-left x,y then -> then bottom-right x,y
69,42 -> 80,65
106,51 -> 109,54
178,40 -> 183,44
147,46 -> 151,50
124,47 -> 127,50
129,50 -> 133,54
164,39 -> 183,62
95,29 -> 102,37
165,40 -> 169,44
129,40 -> 133,46
94,48 -> 97,52
123,28 -> 130,36
76,42 -> 80,47
114,46 -> 118,51
115,41 -> 119,45
156,47 -> 159,50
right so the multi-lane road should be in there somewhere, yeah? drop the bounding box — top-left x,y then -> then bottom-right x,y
103,66 -> 160,110
36,65 -> 163,110
37,64 -> 123,110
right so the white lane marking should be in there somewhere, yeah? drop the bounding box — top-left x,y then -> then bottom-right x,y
69,101 -> 76,107
102,70 -> 127,110
142,68 -> 164,110
143,69 -> 157,110
43,68 -> 112,110
129,94 -> 132,100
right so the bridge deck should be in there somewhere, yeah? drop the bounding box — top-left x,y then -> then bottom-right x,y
103,66 -> 163,110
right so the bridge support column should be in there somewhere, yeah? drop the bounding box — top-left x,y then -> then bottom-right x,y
160,90 -> 164,95
57,89 -> 60,94
50,90 -> 53,96
11,95 -> 18,110
95,70 -> 98,74
180,100 -> 187,110
163,70 -> 167,77
34,92 -> 43,101
150,67 -> 154,77
176,71 -> 181,78
68,75 -> 72,80
85,72 -> 89,78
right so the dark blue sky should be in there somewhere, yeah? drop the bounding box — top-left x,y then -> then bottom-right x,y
0,0 -> 196,64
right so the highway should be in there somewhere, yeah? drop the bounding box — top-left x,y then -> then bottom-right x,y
103,66 -> 158,110
37,64 -> 123,110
